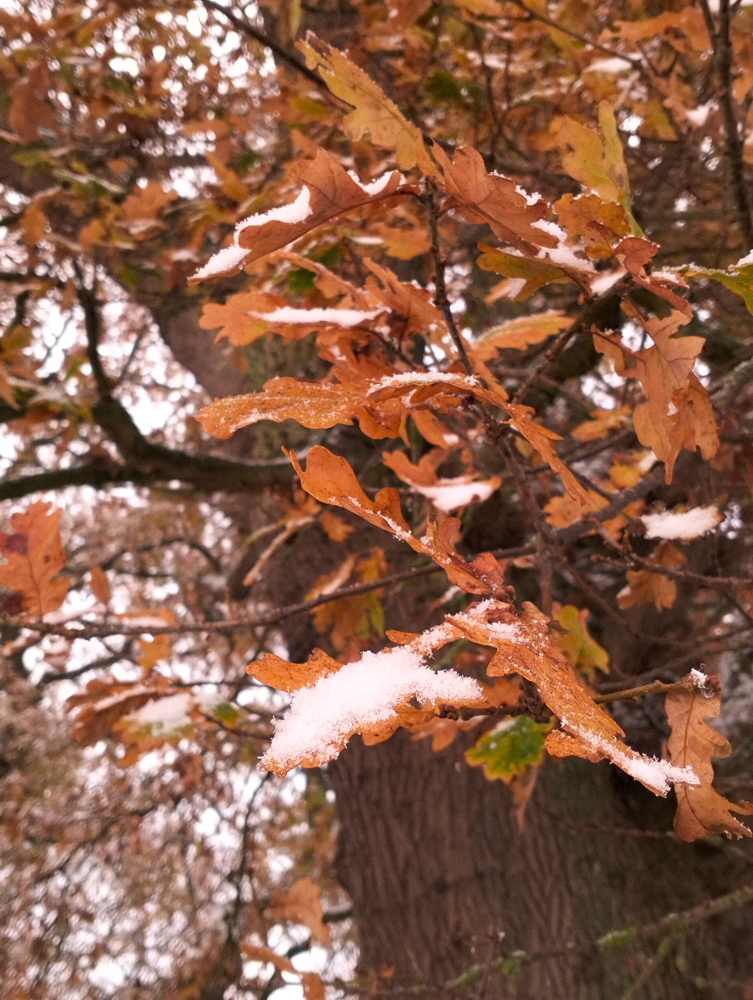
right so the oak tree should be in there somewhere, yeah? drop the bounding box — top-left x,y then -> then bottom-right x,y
2,0 -> 753,997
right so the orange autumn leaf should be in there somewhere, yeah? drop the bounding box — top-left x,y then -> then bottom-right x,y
433,145 -> 557,256
448,600 -> 697,796
666,675 -> 753,841
268,876 -> 332,945
0,501 -> 71,616
297,35 -> 437,176
473,311 -> 570,359
287,445 -> 501,594
618,542 -> 685,611
190,149 -> 405,283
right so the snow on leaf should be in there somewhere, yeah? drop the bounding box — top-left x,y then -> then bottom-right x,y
448,600 -> 696,795
433,145 -> 557,256
288,446 -> 502,594
0,501 -> 71,616
642,505 -> 723,541
251,623 -> 485,775
666,676 -> 753,840
196,362 -> 405,440
383,446 -> 500,512
297,34 -> 437,176
476,244 -> 573,299
680,258 -> 753,315
189,150 -> 405,283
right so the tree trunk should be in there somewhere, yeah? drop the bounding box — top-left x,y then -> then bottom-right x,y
330,732 -> 753,999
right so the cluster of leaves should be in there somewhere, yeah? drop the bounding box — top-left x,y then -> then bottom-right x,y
3,0 -> 753,995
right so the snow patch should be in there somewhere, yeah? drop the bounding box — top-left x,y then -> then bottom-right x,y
252,306 -> 382,327
236,186 -> 313,235
413,478 -> 498,512
260,645 -> 482,773
586,57 -> 633,74
642,505 -> 722,541
190,243 -> 250,282
125,692 -> 194,733
561,719 -> 699,795
733,249 -> 753,268
347,169 -> 404,196
368,372 -> 480,394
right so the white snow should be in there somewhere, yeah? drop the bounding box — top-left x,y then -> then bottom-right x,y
590,269 -> 626,296
561,719 -> 699,795
449,601 -> 523,642
260,643 -> 482,773
235,186 -> 313,236
348,498 -> 413,544
413,478 -> 498,512
642,505 -> 721,540
252,306 -> 382,327
125,692 -> 194,732
539,243 -> 596,273
189,243 -> 250,282
586,57 -> 633,74
685,104 -> 713,127
515,183 -> 540,206
532,219 -> 568,242
368,372 -> 480,392
347,169 -> 404,196
690,668 -> 711,693
88,685 -> 155,714
503,278 -> 527,299
733,249 -> 753,268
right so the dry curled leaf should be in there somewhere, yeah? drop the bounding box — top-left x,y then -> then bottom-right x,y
666,675 -> 753,841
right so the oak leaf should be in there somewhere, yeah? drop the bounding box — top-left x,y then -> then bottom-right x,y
473,311 -> 570,359
433,145 -> 557,256
0,501 -> 71,616
506,402 -> 601,507
554,192 -> 631,258
288,445 -> 501,594
268,877 -> 332,945
449,600 -> 697,795
250,616 -> 486,774
297,35 -> 437,176
666,676 -> 753,841
189,150 -> 405,283
476,245 -> 572,299
618,542 -> 685,610
552,101 -> 634,221
552,603 -> 609,679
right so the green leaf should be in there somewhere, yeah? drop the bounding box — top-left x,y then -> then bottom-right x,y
288,267 -> 317,293
465,716 -> 549,781
212,702 -> 241,726
476,243 -> 572,299
553,603 -> 609,679
426,71 -> 464,106
553,101 -> 641,234
680,260 -> 753,315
